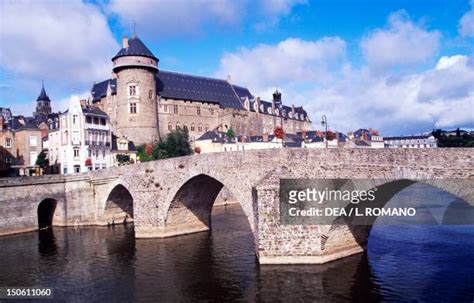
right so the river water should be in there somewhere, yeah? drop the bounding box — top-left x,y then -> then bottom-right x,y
0,185 -> 473,302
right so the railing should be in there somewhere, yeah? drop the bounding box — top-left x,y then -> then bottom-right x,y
85,141 -> 111,148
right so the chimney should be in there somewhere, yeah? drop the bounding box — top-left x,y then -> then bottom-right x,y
18,116 -> 25,126
292,104 -> 295,115
122,36 -> 129,48
226,75 -> 232,83
0,115 -> 3,131
262,132 -> 269,142
300,130 -> 306,139
80,99 -> 87,107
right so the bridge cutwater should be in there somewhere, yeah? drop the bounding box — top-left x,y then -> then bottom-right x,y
1,148 -> 473,264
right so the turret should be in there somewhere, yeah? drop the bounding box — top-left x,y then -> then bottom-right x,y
110,35 -> 159,145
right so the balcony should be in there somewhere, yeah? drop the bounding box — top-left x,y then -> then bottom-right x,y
86,141 -> 111,149
71,140 -> 81,146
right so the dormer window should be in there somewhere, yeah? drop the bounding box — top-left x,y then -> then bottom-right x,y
244,98 -> 249,110
267,107 -> 272,114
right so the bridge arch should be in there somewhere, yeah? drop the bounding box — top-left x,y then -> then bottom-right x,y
37,198 -> 58,230
322,178 -> 474,254
163,173 -> 256,240
101,184 -> 134,225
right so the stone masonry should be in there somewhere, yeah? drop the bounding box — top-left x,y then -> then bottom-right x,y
0,148 -> 473,264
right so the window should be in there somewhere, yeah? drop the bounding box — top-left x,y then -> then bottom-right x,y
5,157 -> 12,164
5,138 -> 12,148
205,124 -> 209,131
198,124 -> 203,132
168,123 -> 173,131
74,165 -> 80,173
210,108 -> 214,115
73,148 -> 80,160
102,150 -> 105,158
176,122 -> 181,130
191,123 -> 195,131
88,150 -> 91,157
73,115 -> 78,124
100,118 -> 106,125
164,105 -> 168,112
130,103 -> 137,114
184,123 -> 188,130
29,136 -> 37,147
129,85 -> 136,96
149,90 -> 153,99
197,107 -> 201,116
173,105 -> 178,114
30,151 -> 37,166
86,116 -> 92,124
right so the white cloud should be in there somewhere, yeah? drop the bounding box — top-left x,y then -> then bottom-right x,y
459,0 -> 474,37
361,11 -> 441,69
215,34 -> 474,134
108,0 -> 246,37
0,0 -> 118,84
108,0 -> 306,36
216,37 -> 347,92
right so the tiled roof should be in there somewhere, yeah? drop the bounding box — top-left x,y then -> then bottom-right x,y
112,36 -> 158,61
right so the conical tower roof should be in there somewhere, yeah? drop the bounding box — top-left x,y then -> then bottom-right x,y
37,82 -> 51,102
112,36 -> 158,61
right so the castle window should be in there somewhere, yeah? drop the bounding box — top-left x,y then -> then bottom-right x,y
205,124 -> 209,131
86,116 -> 92,124
198,124 -> 203,132
5,138 -> 12,148
173,105 -> 178,114
149,90 -> 153,99
130,103 -> 137,114
164,105 -> 168,112
168,123 -> 173,131
210,108 -> 214,115
129,85 -> 137,96
176,122 -> 181,130
191,123 -> 195,131
184,123 -> 188,130
197,107 -> 201,116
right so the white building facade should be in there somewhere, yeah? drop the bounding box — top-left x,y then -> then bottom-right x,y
384,135 -> 438,148
57,97 -> 112,174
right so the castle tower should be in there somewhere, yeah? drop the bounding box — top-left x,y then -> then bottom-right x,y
34,82 -> 52,117
111,34 -> 159,145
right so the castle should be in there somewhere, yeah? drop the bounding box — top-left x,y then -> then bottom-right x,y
91,35 -> 312,145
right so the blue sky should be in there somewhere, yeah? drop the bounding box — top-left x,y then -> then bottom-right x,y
0,0 -> 473,135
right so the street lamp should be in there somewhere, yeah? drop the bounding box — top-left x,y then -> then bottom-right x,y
321,115 -> 328,148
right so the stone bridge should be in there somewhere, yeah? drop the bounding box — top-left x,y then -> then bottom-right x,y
0,148 -> 473,264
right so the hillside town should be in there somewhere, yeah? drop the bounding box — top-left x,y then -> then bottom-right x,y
0,35 -> 470,177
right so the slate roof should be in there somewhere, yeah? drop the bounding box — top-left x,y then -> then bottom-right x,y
384,135 -> 431,140
7,116 -> 40,131
36,85 -> 51,102
156,71 -> 244,109
91,71 -> 310,121
112,36 -> 158,61
62,105 -> 108,117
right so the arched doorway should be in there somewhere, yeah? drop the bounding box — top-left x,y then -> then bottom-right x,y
37,198 -> 58,230
103,184 -> 134,225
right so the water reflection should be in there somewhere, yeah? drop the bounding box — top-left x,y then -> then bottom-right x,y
0,187 -> 473,302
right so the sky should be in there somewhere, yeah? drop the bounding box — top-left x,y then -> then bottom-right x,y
0,0 -> 473,136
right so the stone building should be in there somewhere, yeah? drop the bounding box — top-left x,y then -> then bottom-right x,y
91,35 -> 312,146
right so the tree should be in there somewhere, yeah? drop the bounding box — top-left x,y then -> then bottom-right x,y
137,129 -> 193,162
226,127 -> 235,139
116,154 -> 130,165
35,151 -> 49,168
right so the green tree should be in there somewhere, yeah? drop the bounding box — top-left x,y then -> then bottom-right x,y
35,150 -> 49,168
116,154 -> 130,165
138,129 -> 193,162
226,127 -> 235,139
